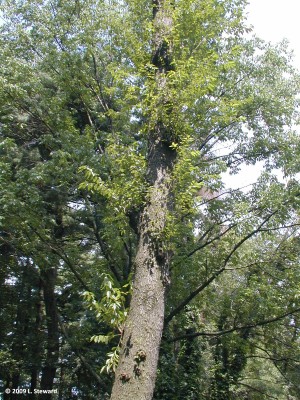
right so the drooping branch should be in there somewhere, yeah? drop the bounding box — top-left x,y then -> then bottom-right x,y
238,382 -> 279,400
165,210 -> 278,325
49,246 -> 92,292
250,344 -> 299,386
9,221 -> 92,292
169,307 -> 300,342
84,199 -> 123,283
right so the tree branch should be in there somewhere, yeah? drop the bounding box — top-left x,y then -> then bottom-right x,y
238,382 -> 278,400
168,307 -> 300,342
85,199 -> 123,283
165,210 -> 278,325
26,222 -> 92,292
57,311 -> 103,385
49,246 -> 92,292
187,222 -> 237,258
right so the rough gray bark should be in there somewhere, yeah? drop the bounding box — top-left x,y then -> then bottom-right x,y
110,143 -> 175,400
110,2 -> 175,399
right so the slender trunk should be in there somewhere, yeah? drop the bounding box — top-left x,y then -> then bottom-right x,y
40,267 -> 59,399
30,370 -> 38,400
9,260 -> 30,400
30,278 -> 43,399
110,2 -> 175,399
58,363 -> 65,400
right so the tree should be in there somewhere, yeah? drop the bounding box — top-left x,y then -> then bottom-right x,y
1,0 -> 300,399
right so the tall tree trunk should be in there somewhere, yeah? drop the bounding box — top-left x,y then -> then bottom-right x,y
40,267 -> 59,399
30,278 -> 43,400
9,260 -> 31,400
110,2 -> 175,399
39,187 -> 64,398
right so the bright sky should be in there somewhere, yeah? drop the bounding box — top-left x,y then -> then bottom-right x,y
223,0 -> 300,189
246,0 -> 300,66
